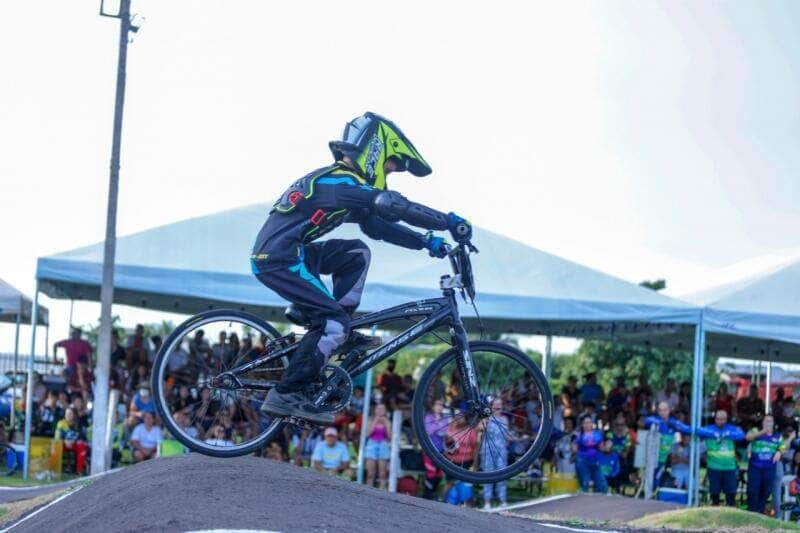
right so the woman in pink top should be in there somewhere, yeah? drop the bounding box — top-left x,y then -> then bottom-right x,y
364,403 -> 392,489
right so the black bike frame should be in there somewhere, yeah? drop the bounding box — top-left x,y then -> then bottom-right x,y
228,286 -> 480,403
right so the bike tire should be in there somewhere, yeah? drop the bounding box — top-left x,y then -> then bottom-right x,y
152,309 -> 285,458
412,340 -> 553,483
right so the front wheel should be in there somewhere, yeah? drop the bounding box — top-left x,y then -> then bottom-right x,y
412,341 -> 553,483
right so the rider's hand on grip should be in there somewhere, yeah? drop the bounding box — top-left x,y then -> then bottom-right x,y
447,212 -> 472,243
424,232 -> 449,259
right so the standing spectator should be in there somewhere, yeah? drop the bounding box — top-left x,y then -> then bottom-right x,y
746,414 -> 784,514
311,427 -> 352,477
677,381 -> 691,415
580,373 -> 604,406
131,412 -> 163,462
364,403 -> 392,489
150,335 -> 162,364
671,410 -> 745,506
561,376 -> 580,420
572,415 -> 607,493
555,417 -> 576,474
54,407 -> 88,474
737,384 -> 765,430
53,327 -> 93,400
480,398 -> 509,509
774,428 -> 798,516
167,339 -> 190,373
606,377 -> 629,414
656,378 -> 679,411
630,375 -> 653,415
189,329 -> 212,363
606,413 -> 634,485
126,324 -> 151,371
378,360 -> 404,405
645,402 -> 680,486
422,399 -> 448,499
211,331 -> 229,368
669,434 -> 691,489
711,382 -> 736,419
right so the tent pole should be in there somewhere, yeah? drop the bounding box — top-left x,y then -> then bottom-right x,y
23,281 -> 40,481
10,299 -> 21,431
543,335 -> 552,381
356,324 -> 378,485
68,299 -> 74,330
765,353 -> 773,415
44,325 -> 49,372
687,311 -> 705,506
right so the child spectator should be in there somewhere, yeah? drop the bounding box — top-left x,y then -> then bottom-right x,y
481,397 -> 510,509
54,407 -> 88,474
422,399 -> 448,499
669,433 -> 691,489
599,440 -> 621,491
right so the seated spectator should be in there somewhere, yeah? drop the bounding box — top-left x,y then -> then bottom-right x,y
54,407 -> 88,474
711,382 -> 736,419
71,396 -> 90,429
580,373 -> 604,406
378,360 -> 404,406
578,401 -> 598,425
126,324 -> 151,371
630,375 -> 653,414
606,376 -> 629,414
572,414 -> 607,493
656,378 -> 679,411
204,424 -> 234,447
311,427 -> 352,477
365,403 -> 392,489
170,385 -> 194,415
128,363 -> 150,392
131,412 -> 162,462
130,384 -> 156,420
173,411 -> 199,439
737,384 -> 764,430
36,391 -> 61,437
167,339 -> 190,374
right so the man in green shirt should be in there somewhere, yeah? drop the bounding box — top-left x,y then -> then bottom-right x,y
671,410 -> 745,506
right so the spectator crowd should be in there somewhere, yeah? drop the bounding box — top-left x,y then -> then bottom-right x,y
14,324 -> 800,518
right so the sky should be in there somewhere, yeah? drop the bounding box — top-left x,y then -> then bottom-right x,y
2,1 -> 800,355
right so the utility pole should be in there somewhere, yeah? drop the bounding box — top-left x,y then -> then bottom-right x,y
93,0 -> 133,474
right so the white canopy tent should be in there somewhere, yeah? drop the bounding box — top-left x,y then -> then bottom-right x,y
0,279 -> 49,431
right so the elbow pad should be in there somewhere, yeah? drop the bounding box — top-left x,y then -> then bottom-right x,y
373,191 -> 448,230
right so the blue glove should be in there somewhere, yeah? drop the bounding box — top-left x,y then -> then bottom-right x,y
447,212 -> 472,242
424,232 -> 449,258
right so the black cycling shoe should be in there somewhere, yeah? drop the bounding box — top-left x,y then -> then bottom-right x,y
336,330 -> 381,355
261,388 -> 334,425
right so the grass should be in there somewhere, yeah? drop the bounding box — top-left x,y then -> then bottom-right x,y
631,506 -> 800,531
0,473 -> 78,487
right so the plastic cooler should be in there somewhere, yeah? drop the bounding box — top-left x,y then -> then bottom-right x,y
657,487 -> 688,504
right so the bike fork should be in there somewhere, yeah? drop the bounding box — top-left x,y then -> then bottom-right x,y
451,322 -> 481,407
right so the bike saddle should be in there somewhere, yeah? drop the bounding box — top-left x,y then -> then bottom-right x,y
284,304 -> 311,328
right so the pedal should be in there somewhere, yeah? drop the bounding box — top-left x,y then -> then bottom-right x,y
286,416 -> 316,430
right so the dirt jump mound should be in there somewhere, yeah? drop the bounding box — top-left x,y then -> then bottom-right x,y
14,454 -> 546,532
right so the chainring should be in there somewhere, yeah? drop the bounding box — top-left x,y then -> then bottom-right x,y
310,364 -> 353,413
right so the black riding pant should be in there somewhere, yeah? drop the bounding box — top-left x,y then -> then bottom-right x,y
253,239 -> 371,393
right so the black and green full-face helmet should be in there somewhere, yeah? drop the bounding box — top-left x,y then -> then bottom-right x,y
329,112 -> 432,190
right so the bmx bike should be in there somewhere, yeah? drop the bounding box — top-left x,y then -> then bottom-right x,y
152,238 -> 553,483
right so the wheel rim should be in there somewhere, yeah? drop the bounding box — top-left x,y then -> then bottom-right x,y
155,314 -> 285,454
416,345 -> 550,480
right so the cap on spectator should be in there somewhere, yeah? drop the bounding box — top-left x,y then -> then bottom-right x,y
324,427 -> 338,437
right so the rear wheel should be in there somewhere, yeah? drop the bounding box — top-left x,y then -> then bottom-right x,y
152,309 -> 288,458
412,341 -> 553,483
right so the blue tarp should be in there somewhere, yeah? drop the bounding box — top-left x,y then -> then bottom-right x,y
36,204 -> 699,337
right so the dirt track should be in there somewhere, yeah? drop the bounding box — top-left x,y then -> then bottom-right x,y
12,454 -> 551,532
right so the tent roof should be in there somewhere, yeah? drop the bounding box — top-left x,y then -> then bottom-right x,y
685,259 -> 800,363
0,278 -> 48,326
36,203 -> 698,337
